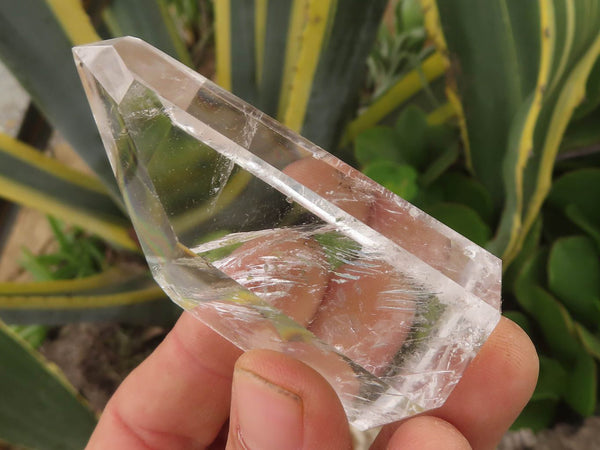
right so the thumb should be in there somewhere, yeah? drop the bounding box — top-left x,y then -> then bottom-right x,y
226,349 -> 352,450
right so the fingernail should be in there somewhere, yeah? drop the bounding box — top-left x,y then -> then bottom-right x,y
232,368 -> 303,450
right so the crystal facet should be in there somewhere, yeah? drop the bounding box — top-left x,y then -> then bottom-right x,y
74,37 -> 502,430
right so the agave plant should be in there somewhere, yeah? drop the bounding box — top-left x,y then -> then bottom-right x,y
0,0 -> 402,446
0,0 -> 600,447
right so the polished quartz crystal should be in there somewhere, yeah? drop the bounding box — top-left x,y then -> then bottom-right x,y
73,37 -> 502,430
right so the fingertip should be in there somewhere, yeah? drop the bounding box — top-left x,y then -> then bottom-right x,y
434,316 -> 539,450
496,316 -> 539,393
88,313 -> 242,448
387,416 -> 471,450
229,366 -> 304,450
467,316 -> 539,411
229,349 -> 352,450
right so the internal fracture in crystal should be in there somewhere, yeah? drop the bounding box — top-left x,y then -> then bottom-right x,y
73,37 -> 502,430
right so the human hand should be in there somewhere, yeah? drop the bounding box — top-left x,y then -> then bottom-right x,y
86,313 -> 537,449
87,158 -> 538,449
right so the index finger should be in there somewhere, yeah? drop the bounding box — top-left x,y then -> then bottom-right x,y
87,312 -> 241,449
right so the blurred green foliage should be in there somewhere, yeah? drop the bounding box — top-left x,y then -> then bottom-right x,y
0,0 -> 598,444
352,0 -> 600,430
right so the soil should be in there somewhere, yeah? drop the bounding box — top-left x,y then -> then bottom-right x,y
40,323 -> 167,412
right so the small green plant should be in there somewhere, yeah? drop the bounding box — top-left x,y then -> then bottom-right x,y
9,324 -> 47,349
20,216 -> 106,281
166,0 -> 214,68
365,0 -> 431,103
10,216 -> 108,349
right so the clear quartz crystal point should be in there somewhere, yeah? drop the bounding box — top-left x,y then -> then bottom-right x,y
73,37 -> 501,430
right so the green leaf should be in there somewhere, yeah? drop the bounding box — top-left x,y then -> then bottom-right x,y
48,216 -> 74,255
564,350 -> 597,416
341,52 -> 446,146
214,0 -> 232,90
547,235 -> 600,325
425,203 -> 491,246
401,0 -> 424,31
507,6 -> 600,264
354,126 -> 402,167
429,172 -> 494,223
515,248 -> 548,302
432,0 -> 541,203
511,399 -> 558,432
20,217 -> 107,282
532,356 -> 567,401
576,322 -> 600,361
229,0 -> 259,105
548,168 -> 600,224
515,249 -> 581,362
525,286 -> 581,363
0,266 -> 179,326
298,0 -> 389,149
418,143 -> 459,187
425,122 -> 458,154
0,0 -> 120,198
9,325 -> 48,349
19,248 -> 55,282
0,320 -> 97,448
0,290 -> 178,326
256,0 -> 293,116
395,105 -> 429,169
504,216 -> 542,291
543,204 -> 582,241
103,0 -> 192,67
565,204 -> 600,250
573,55 -> 600,119
363,161 -> 419,200
0,134 -> 136,250
365,0 -> 430,103
560,107 -> 600,154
